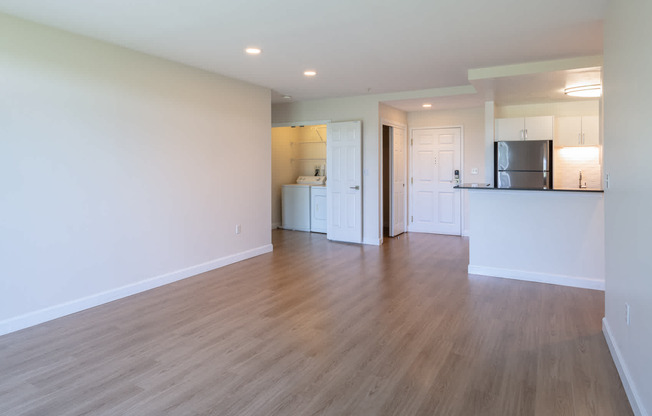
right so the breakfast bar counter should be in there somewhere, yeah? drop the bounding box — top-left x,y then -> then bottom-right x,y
458,184 -> 605,290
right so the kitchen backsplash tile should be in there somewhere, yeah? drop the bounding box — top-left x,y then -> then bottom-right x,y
554,146 -> 602,189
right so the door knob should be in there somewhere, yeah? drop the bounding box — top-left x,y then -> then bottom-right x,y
350,186 -> 360,190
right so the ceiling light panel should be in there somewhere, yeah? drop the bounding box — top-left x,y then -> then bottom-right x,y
564,84 -> 601,97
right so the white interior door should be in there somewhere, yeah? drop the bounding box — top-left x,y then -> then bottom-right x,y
390,126 -> 406,237
327,121 -> 362,243
410,127 -> 461,235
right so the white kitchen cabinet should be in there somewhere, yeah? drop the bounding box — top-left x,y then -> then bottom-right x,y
495,118 -> 524,141
555,116 -> 600,146
582,116 -> 600,146
495,116 -> 554,141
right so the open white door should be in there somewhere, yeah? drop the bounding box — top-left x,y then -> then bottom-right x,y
410,127 -> 461,235
327,121 -> 362,243
390,126 -> 407,237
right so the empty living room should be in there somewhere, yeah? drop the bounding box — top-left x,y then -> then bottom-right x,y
1,0 -> 650,415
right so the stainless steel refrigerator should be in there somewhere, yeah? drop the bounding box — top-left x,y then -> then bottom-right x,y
495,140 -> 552,189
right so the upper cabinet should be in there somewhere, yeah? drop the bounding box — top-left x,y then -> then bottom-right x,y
495,116 -> 554,141
495,118 -> 525,141
555,116 -> 600,147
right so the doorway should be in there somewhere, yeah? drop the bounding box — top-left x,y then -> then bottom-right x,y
382,123 -> 407,238
409,127 -> 462,236
271,124 -> 327,230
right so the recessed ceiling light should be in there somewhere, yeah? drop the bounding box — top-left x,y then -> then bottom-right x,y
282,95 -> 292,100
422,103 -> 432,108
245,47 -> 262,55
304,70 -> 317,77
564,84 -> 601,98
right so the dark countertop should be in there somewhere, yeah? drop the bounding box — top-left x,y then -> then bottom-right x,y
454,183 -> 604,193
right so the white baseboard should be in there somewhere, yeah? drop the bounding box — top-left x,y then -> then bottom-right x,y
603,318 -> 647,416
407,227 -> 464,237
0,244 -> 274,337
467,265 -> 605,290
462,229 -> 470,237
363,237 -> 382,246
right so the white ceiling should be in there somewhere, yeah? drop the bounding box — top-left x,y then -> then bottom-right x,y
0,0 -> 606,107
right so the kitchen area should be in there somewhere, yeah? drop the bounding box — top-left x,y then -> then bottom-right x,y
494,100 -> 602,191
459,97 -> 605,290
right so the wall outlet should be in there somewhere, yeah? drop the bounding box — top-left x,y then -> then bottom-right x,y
471,168 -> 479,175
235,224 -> 241,235
625,302 -> 631,326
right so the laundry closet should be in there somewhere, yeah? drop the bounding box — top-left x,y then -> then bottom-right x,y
271,125 -> 327,232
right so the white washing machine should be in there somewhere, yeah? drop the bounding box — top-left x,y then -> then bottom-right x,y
282,184 -> 310,231
282,176 -> 326,232
310,186 -> 327,233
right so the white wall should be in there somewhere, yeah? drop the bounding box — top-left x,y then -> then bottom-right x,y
0,14 -> 272,334
408,106 -> 485,235
273,98 -> 382,244
495,100 -> 599,118
603,0 -> 652,414
379,103 -> 408,127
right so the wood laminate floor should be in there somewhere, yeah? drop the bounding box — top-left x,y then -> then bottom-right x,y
0,230 -> 632,415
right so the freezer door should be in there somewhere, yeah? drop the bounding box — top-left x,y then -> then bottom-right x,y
497,171 -> 550,189
496,140 -> 551,172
